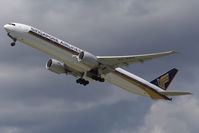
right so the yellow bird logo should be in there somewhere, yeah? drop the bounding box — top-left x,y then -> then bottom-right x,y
157,73 -> 169,90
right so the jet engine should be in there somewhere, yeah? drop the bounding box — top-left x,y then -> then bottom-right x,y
77,51 -> 99,68
46,59 -> 66,74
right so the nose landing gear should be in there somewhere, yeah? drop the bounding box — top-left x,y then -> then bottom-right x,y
11,42 -> 16,46
7,33 -> 16,47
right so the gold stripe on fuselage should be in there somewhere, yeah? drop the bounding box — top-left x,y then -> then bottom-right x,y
28,31 -> 79,55
112,70 -> 171,100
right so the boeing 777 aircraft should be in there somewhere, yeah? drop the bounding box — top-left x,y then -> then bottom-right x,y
4,22 -> 191,101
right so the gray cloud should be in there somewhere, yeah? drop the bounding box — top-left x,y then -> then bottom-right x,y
0,0 -> 198,133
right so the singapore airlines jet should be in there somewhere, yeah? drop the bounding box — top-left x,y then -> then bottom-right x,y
4,22 -> 191,101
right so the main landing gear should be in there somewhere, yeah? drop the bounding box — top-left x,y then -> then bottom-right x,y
86,69 -> 105,82
76,69 -> 105,86
76,78 -> 89,86
91,76 -> 105,82
76,76 -> 105,86
7,33 -> 16,47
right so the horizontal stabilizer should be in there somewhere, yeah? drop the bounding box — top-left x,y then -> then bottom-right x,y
159,91 -> 192,96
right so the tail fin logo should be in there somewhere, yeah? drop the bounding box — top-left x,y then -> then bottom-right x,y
157,73 -> 169,90
150,68 -> 178,90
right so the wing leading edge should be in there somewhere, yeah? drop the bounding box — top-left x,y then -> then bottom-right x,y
97,51 -> 177,69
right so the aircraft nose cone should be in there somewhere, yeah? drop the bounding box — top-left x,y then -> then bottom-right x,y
4,24 -> 8,29
4,24 -> 12,32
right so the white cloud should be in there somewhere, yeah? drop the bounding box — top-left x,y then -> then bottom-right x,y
136,96 -> 199,133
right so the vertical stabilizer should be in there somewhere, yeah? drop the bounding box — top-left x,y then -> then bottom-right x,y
150,68 -> 178,90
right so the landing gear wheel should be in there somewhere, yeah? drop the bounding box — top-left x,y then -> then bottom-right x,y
84,81 -> 89,85
76,79 -> 80,83
11,42 -> 15,46
99,78 -> 105,82
91,75 -> 105,82
76,78 -> 89,86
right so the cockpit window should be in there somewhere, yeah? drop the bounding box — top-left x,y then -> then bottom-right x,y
8,23 -> 16,26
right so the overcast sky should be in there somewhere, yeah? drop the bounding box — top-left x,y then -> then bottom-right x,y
0,0 -> 199,133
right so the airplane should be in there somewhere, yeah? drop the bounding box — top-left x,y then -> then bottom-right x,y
3,22 -> 191,101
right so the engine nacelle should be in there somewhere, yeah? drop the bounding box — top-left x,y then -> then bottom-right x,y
77,51 -> 99,68
46,59 -> 66,74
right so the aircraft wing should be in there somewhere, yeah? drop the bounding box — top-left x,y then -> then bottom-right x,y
97,51 -> 177,70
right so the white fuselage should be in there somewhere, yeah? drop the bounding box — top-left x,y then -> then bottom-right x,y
4,23 -> 165,98
21,25 -> 91,73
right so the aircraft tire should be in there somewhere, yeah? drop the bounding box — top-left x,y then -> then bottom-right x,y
11,42 -> 15,46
